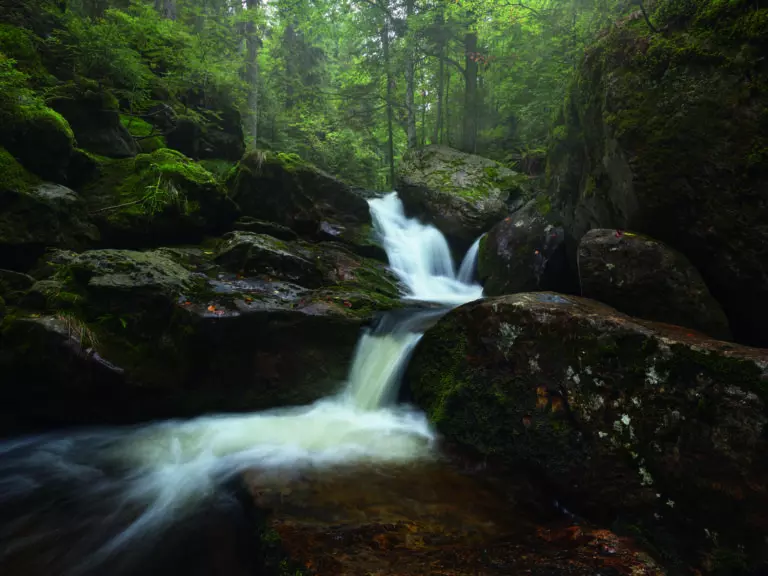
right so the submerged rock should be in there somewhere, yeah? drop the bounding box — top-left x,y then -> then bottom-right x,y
546,2 -> 768,346
407,292 -> 768,572
0,152 -> 99,269
478,200 -> 574,296
397,146 -> 528,252
81,149 -> 239,247
231,151 -> 381,258
578,229 -> 731,340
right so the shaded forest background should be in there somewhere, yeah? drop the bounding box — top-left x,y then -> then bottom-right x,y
0,0 -> 659,189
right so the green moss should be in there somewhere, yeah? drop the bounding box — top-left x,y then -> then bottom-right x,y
120,114 -> 154,138
0,147 -> 39,192
19,104 -> 75,141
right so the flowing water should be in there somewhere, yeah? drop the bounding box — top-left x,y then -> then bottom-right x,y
0,192 -> 487,575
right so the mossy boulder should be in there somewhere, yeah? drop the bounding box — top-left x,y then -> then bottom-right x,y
231,151 -> 381,258
579,229 -> 731,340
48,87 -> 139,158
0,151 -> 99,269
81,148 -> 239,247
407,292 -> 768,572
397,146 -> 528,253
166,109 -> 245,162
0,102 -> 75,183
1,241 -> 400,431
478,200 -> 575,296
546,1 -> 768,346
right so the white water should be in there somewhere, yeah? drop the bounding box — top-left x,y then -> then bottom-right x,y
0,192 -> 484,573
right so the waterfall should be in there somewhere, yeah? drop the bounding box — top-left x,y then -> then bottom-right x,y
0,192 -> 484,575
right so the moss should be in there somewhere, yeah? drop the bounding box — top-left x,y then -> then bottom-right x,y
19,104 -> 75,141
120,114 -> 154,138
0,147 -> 39,192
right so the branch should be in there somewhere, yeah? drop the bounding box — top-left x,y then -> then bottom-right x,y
422,49 -> 466,78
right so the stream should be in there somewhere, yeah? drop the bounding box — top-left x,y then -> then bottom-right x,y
0,193 -> 658,575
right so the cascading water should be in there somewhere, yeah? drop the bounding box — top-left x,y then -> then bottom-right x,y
0,192 -> 484,575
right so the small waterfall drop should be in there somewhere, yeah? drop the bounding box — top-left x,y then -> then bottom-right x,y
0,192 -> 485,575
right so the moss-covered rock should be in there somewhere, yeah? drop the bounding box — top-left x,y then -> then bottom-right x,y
407,292 -> 768,572
579,229 -> 731,340
231,151 -> 381,258
233,216 -> 298,241
0,101 -> 75,183
478,200 -> 575,296
398,146 -> 529,253
0,268 -> 34,304
546,1 -> 768,346
81,148 -> 239,247
166,109 -> 245,162
0,151 -> 99,269
48,86 -> 139,158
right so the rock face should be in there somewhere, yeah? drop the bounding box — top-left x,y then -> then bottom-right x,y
579,229 -> 731,340
397,146 -> 527,253
81,148 -> 238,247
0,240 -> 400,432
407,292 -> 768,572
49,88 -> 139,158
231,151 -> 380,258
0,153 -> 99,269
477,200 -> 575,296
546,2 -> 768,346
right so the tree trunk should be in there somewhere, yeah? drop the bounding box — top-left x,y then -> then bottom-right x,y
245,0 -> 260,145
462,31 -> 478,153
445,68 -> 451,147
404,0 -> 417,149
154,0 -> 176,20
381,17 -> 396,189
433,54 -> 444,145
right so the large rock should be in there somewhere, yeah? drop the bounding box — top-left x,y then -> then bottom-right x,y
407,292 -> 768,572
579,229 -> 731,340
0,150 -> 99,269
166,109 -> 245,162
478,200 -> 575,296
546,2 -> 768,346
397,146 -> 528,253
1,241 -> 400,431
81,148 -> 239,247
231,151 -> 382,258
0,102 -> 75,183
49,87 -> 139,158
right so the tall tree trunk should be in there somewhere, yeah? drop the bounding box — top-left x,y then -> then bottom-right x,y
433,53 -> 444,145
404,0 -> 417,149
381,17 -> 396,189
154,0 -> 176,20
245,0 -> 260,145
462,31 -> 478,153
445,68 -> 451,147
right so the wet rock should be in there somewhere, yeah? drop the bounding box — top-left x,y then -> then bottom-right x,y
0,269 -> 34,304
0,243 -> 400,430
233,217 -> 298,241
81,149 -> 239,248
49,88 -> 139,158
230,151 -> 380,257
166,107 -> 244,162
407,292 -> 768,572
397,146 -> 528,253
216,232 -> 324,288
478,200 -> 575,296
578,229 -> 731,340
546,2 -> 768,346
0,156 -> 99,270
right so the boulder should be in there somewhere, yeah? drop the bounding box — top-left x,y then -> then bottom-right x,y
397,146 -> 528,253
48,88 -> 139,158
546,2 -> 768,346
230,151 -> 381,258
0,102 -> 74,183
478,200 -> 575,296
0,241 -> 401,430
232,217 -> 298,241
407,292 -> 768,572
0,268 -> 34,304
81,149 -> 239,247
166,110 -> 245,162
579,229 -> 731,340
0,150 -> 99,269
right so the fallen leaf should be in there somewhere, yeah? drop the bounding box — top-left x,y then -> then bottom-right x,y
207,305 -> 216,312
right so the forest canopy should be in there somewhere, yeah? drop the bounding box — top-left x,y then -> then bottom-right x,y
0,0 -> 647,189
